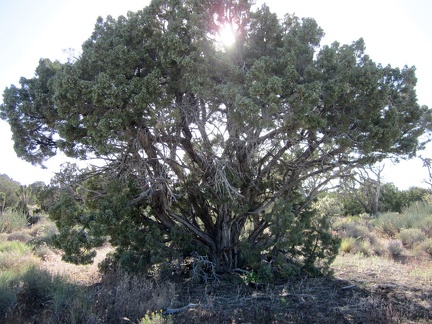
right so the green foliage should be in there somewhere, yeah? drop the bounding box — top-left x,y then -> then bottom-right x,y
0,174 -> 20,212
2,0 -> 431,276
313,194 -> 344,218
337,179 -> 430,216
379,184 -> 430,213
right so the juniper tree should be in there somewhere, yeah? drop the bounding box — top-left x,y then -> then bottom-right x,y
2,0 -> 431,274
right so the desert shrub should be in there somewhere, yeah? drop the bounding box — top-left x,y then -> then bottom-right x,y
420,216 -> 432,237
374,212 -> 405,237
49,276 -> 91,323
419,239 -> 432,257
5,230 -> 32,242
140,311 -> 172,324
370,240 -> 385,256
18,266 -> 53,310
399,228 -> 426,249
401,201 -> 432,227
375,201 -> 432,238
28,220 -> 58,247
0,209 -> 28,233
387,240 -> 403,257
343,222 -> 370,239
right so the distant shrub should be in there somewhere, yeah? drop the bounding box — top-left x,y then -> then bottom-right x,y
403,202 -> 432,225
420,216 -> 432,238
374,212 -> 402,237
399,229 -> 426,249
387,240 -> 403,257
375,201 -> 432,237
344,222 -> 370,240
419,239 -> 432,257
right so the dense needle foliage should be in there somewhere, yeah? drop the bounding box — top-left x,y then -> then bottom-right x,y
2,0 -> 431,275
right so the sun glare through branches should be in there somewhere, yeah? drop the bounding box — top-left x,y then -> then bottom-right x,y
217,23 -> 236,47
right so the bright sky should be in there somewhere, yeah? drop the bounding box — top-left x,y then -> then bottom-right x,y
0,0 -> 431,188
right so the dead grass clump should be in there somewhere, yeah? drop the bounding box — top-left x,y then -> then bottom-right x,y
92,269 -> 176,323
5,230 -> 32,242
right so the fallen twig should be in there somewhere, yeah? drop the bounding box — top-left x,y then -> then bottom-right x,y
163,303 -> 198,315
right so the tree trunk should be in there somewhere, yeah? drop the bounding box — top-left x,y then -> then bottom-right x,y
211,203 -> 239,272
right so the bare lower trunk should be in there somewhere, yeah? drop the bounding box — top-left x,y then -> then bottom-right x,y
210,204 -> 240,272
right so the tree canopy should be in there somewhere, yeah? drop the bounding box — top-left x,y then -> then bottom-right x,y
2,0 -> 431,275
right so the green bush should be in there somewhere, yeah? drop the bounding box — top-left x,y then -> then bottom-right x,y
399,228 -> 426,249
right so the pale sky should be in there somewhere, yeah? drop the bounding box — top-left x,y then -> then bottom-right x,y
0,0 -> 431,188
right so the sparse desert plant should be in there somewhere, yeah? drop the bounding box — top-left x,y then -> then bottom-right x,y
343,222 -> 370,240
374,212 -> 404,237
419,239 -> 432,257
387,240 -> 403,257
420,216 -> 432,237
399,228 -> 426,249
